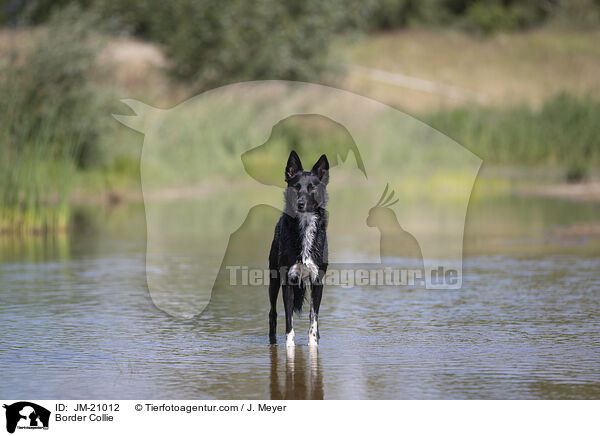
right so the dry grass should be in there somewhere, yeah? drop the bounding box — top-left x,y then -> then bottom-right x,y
341,27 -> 600,111
0,29 -> 188,108
96,37 -> 197,107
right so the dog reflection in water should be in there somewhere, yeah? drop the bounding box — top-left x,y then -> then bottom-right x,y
270,345 -> 323,400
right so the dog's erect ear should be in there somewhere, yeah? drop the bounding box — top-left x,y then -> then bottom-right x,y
285,150 -> 303,182
311,154 -> 329,184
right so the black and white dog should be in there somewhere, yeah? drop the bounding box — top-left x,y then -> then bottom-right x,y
268,151 -> 329,347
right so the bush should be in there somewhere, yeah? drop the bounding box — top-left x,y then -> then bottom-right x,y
6,0 -> 370,90
367,0 -> 454,29
368,0 -> 414,30
565,162 -> 588,183
0,5 -> 116,168
366,0 -> 600,33
150,0 -> 351,87
549,0 -> 600,29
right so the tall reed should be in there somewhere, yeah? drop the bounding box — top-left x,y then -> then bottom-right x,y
0,6 -> 113,235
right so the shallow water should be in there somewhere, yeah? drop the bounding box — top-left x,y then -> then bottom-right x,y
1,195 -> 599,399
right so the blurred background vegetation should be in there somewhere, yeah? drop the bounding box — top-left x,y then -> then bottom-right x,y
1,0 -> 599,234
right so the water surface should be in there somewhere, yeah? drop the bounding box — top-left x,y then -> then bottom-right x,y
1,195 -> 599,399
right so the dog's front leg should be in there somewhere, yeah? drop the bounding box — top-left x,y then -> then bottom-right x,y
282,284 -> 295,347
308,283 -> 323,346
268,268 -> 281,343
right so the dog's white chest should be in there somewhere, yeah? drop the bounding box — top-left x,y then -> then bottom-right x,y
288,213 -> 319,281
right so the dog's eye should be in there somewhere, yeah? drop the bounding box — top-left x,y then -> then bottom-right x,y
307,184 -> 313,192
295,184 -> 301,191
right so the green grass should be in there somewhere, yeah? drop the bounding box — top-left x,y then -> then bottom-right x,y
423,93 -> 600,179
0,88 -> 75,234
0,7 -> 117,235
3,89 -> 597,235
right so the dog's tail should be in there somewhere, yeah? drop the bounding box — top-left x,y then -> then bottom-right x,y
293,281 -> 307,314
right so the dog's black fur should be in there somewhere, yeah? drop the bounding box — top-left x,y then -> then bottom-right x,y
268,151 -> 329,345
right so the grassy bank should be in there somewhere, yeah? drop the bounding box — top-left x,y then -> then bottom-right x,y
423,93 -> 600,181
2,20 -> 599,235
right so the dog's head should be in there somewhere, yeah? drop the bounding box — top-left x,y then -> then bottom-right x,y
284,150 -> 329,215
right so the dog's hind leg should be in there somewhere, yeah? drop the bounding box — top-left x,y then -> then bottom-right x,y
308,282 -> 323,346
268,268 -> 280,343
282,284 -> 295,347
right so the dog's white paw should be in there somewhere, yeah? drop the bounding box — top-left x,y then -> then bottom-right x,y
286,329 -> 295,347
308,332 -> 318,346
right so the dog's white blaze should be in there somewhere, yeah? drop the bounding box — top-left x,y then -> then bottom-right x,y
286,329 -> 295,347
298,212 -> 318,281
